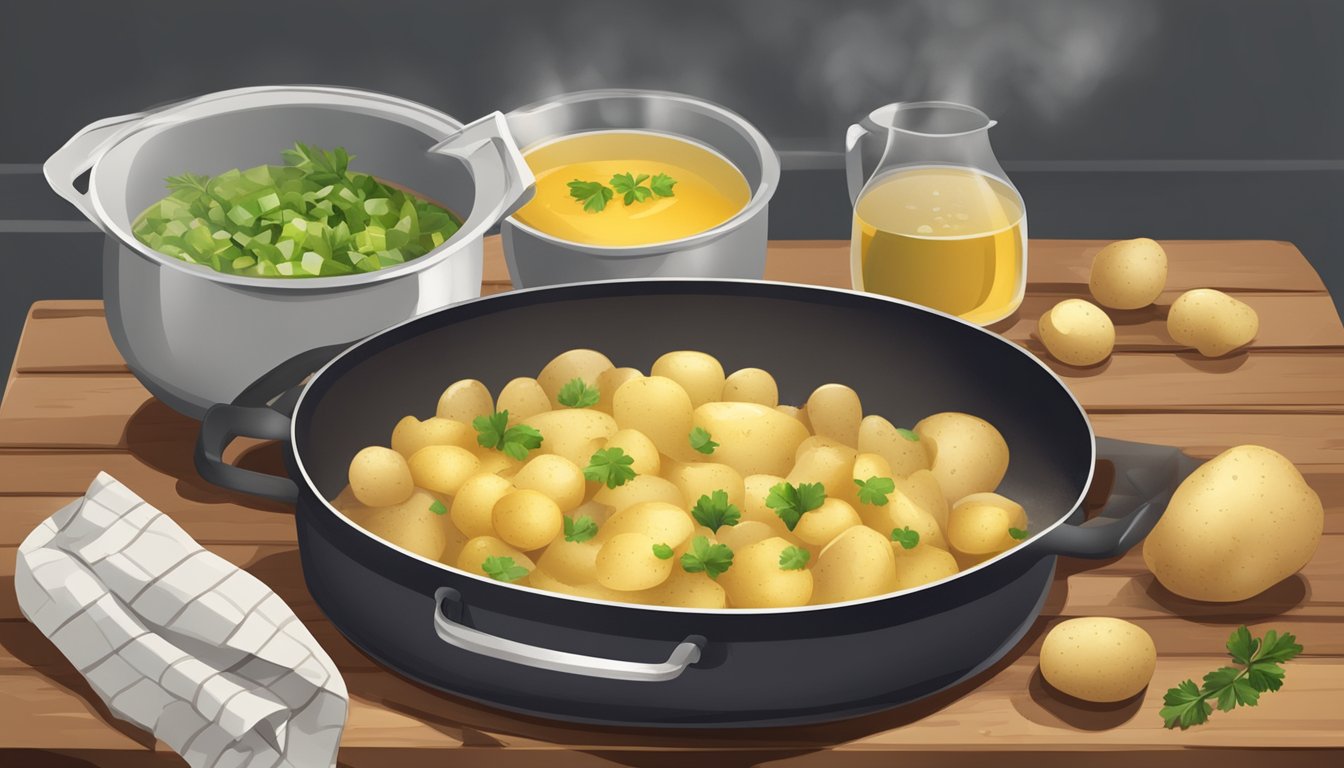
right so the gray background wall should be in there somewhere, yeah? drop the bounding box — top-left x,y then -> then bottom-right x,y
3,0 -> 1341,387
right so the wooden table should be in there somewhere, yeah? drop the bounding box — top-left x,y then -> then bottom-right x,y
1,239 -> 1341,766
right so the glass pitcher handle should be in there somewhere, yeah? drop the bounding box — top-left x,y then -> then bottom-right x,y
844,121 -> 873,206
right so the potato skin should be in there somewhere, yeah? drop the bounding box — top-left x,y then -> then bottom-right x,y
594,474 -> 684,511
806,384 -> 862,446
451,473 -> 514,538
613,376 -> 695,460
651,350 -> 726,408
537,349 -> 615,407
947,492 -> 1027,555
390,416 -> 475,458
349,446 -> 415,507
1142,444 -> 1322,602
525,408 -> 618,467
596,532 -> 674,591
1088,237 -> 1168,310
497,377 -> 551,421
347,489 -> 451,561
436,379 -> 494,424
595,367 -> 642,415
408,444 -> 481,496
915,412 -> 1009,504
511,454 -> 586,512
891,543 -> 960,590
811,526 -> 897,604
694,401 -> 810,477
1038,299 -> 1115,367
1040,617 -> 1156,702
858,415 -> 931,478
491,489 -> 563,551
722,367 -> 779,407
719,537 -> 813,608
1166,289 -> 1259,357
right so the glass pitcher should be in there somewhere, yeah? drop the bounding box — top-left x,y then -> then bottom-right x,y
846,101 -> 1026,326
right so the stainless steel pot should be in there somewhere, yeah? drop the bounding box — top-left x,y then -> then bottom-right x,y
44,85 -> 534,418
484,90 -> 779,287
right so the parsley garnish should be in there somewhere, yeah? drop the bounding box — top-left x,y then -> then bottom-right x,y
649,172 -> 677,197
564,515 -> 598,543
652,543 -> 674,560
482,555 -> 529,583
689,426 -> 719,455
778,546 -> 810,571
557,377 -> 599,408
428,499 -> 448,516
584,447 -> 637,488
854,476 -> 896,506
691,490 -> 740,532
568,171 -> 677,212
896,428 -> 920,442
1159,626 -> 1303,729
890,526 -> 921,549
472,410 -> 543,461
1008,526 -> 1030,540
611,172 -> 653,205
765,481 -> 826,531
680,536 -> 734,579
567,180 -> 613,213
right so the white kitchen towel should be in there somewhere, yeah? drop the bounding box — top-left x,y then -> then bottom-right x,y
15,472 -> 347,768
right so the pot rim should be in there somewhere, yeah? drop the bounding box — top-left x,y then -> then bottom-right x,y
85,84 -> 489,292
501,89 -> 781,257
290,278 -> 1097,616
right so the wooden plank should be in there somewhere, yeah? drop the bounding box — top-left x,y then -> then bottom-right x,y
1091,413 -> 1344,465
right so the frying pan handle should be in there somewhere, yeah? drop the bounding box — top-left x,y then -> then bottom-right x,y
1033,437 -> 1199,560
433,587 -> 705,682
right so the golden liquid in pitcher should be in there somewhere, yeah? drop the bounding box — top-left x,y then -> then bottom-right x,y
851,166 -> 1025,325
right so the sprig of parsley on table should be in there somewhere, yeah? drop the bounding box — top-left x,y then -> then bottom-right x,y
691,490 -> 740,532
584,447 -> 637,488
689,426 -> 719,455
1159,625 -> 1303,729
854,476 -> 896,506
765,481 -> 826,531
482,556 -> 529,583
564,515 -> 598,543
680,536 -> 734,579
472,410 -> 543,461
567,180 -> 613,213
557,377 -> 600,408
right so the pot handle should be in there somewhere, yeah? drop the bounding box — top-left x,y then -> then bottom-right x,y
1032,437 -> 1200,560
44,111 -> 148,225
433,587 -> 705,682
428,111 -> 536,228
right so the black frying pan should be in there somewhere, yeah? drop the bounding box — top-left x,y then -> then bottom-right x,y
195,279 -> 1195,727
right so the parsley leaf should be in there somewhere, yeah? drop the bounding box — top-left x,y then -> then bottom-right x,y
689,426 -> 719,455
557,377 -> 600,408
890,526 -> 921,549
482,555 -> 529,582
1008,526 -> 1030,540
610,172 -> 654,205
854,476 -> 896,506
649,172 -> 678,197
428,499 -> 448,516
778,546 -> 810,571
564,515 -> 598,543
680,536 -> 734,579
568,179 -> 613,213
472,410 -> 543,461
652,543 -> 674,560
765,481 -> 826,531
691,489 -> 741,532
584,447 -> 637,488
1158,626 -> 1303,729
896,428 -> 920,442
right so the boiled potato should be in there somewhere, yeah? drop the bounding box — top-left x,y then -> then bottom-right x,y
812,526 -> 897,604
390,416 -> 475,458
457,536 -> 535,580
717,520 -> 780,552
450,473 -> 513,538
595,367 -> 642,414
613,376 -> 695,460
806,384 -> 862,446
1166,288 -> 1259,357
512,454 -> 585,512
1088,237 -> 1168,310
491,489 -> 563,551
858,415 -> 931,478
742,474 -> 792,535
652,350 -> 726,407
947,492 -> 1028,555
408,445 -> 481,496
569,498 -> 614,526
537,348 -> 615,406
793,497 -> 861,547
1143,445 -> 1322,602
348,489 -> 453,561
644,567 -> 727,609
720,537 -> 814,608
601,501 -> 695,548
775,404 -> 812,431
436,379 -> 493,423
788,445 -> 854,495
722,367 -> 778,407
497,377 -> 550,421
475,449 -> 522,477
537,537 -> 600,585
1040,617 -> 1156,702
666,461 -> 745,510
528,568 -> 633,602
525,408 -> 618,467
891,543 -> 960,590
693,401 -> 809,476
348,446 -> 415,507
1038,299 -> 1115,367
594,474 -> 684,511
915,412 -> 1009,504
797,435 -> 858,462
847,451 -> 894,508
861,473 -> 949,550
603,429 -> 661,476
596,532 -> 674,591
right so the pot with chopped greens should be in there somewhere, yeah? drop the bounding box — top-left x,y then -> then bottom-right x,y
45,85 -> 534,417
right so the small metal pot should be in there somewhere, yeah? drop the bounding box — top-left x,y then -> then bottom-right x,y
489,90 -> 779,287
44,85 -> 534,418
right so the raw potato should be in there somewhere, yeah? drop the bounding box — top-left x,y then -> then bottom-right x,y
858,415 -> 931,478
1142,444 -> 1322,602
915,412 -> 1010,504
891,544 -> 960,590
594,474 -> 684,510
526,408 -> 618,467
614,376 -> 695,460
457,536 -> 535,580
348,446 -> 415,507
806,384 -> 862,446
693,401 -> 810,476
390,416 -> 475,458
407,445 -> 480,496
1088,237 -> 1168,310
491,489 -> 563,551
595,367 -> 642,414
719,537 -> 814,608
1166,288 -> 1259,357
537,348 -> 614,406
722,368 -> 779,407
436,379 -> 493,423
652,350 -> 726,408
347,489 -> 453,561
512,454 -> 586,512
497,377 -> 550,421
1040,617 -> 1156,702
811,526 -> 898,604
1038,299 -> 1115,367
947,492 -> 1028,555
451,473 -> 514,538
596,532 -> 674,591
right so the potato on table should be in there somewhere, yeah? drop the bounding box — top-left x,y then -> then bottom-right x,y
1166,288 -> 1259,357
1037,299 -> 1115,367
1088,237 -> 1168,310
1040,617 -> 1156,702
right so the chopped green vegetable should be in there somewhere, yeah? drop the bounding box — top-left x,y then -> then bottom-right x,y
766,481 -> 826,531
567,179 -> 613,212
652,543 -> 674,560
854,476 -> 896,506
482,555 -> 529,583
1008,526 -> 1030,540
890,526 -> 921,549
584,447 -> 637,488
896,428 -> 920,442
564,515 -> 599,543
691,490 -> 740,532
649,172 -> 677,197
428,499 -> 448,516
472,411 -> 543,461
680,536 -> 734,580
689,426 -> 719,455
1159,626 -> 1303,729
133,143 -> 461,278
557,377 -> 600,408
778,546 -> 810,570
